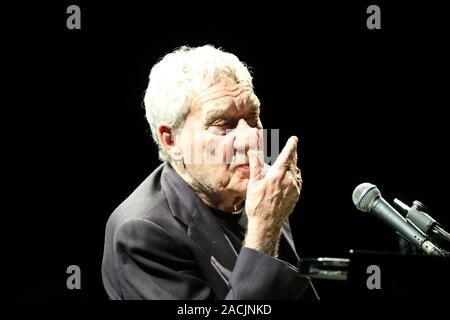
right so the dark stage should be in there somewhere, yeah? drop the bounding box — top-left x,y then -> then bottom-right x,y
7,1 -> 450,300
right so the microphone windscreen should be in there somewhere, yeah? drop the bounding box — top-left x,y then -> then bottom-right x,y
352,182 -> 380,212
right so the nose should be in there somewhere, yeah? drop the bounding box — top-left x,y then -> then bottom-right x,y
233,119 -> 260,156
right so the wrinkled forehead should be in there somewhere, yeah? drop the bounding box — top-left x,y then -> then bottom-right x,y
192,76 -> 260,119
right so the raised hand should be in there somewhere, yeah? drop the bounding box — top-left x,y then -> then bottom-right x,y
244,136 -> 302,256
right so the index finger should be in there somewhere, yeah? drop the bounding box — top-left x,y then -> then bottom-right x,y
271,136 -> 298,174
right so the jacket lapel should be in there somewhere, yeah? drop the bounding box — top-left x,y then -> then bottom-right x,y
160,163 -> 238,297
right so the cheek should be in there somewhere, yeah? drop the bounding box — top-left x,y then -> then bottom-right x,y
201,134 -> 233,163
221,133 -> 237,163
178,132 -> 198,163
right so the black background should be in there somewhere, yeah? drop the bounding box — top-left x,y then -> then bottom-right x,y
7,1 -> 450,300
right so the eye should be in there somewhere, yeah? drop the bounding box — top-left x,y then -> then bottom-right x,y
213,120 -> 228,127
209,120 -> 229,135
245,117 -> 261,128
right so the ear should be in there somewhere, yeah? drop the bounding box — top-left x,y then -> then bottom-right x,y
157,122 -> 182,161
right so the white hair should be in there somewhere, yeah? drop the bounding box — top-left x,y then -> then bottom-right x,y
143,45 -> 260,162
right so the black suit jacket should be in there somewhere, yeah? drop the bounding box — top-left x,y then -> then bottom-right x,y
102,162 -> 318,299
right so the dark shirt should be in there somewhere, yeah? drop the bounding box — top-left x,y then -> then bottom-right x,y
209,206 -> 299,265
209,207 -> 247,255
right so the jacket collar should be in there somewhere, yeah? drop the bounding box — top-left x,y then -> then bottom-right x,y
160,162 -> 238,294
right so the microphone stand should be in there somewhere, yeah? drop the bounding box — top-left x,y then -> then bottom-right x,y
394,199 -> 450,257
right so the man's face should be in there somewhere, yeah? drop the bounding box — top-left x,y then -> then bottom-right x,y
177,76 -> 262,206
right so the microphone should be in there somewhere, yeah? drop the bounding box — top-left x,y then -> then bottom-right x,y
352,183 -> 444,256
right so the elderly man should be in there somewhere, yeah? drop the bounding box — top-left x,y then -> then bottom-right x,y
102,45 -> 318,299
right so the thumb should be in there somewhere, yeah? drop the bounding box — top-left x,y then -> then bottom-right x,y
248,150 -> 263,182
